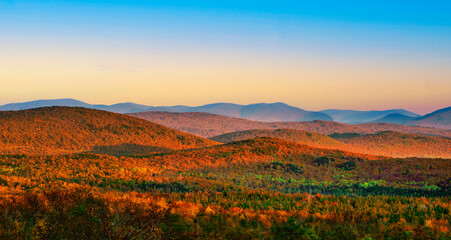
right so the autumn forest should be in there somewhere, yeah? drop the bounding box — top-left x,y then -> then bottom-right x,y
0,106 -> 448,239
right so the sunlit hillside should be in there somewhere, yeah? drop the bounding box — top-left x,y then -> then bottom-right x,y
0,136 -> 449,239
0,107 -> 217,155
331,131 -> 451,158
211,129 -> 451,158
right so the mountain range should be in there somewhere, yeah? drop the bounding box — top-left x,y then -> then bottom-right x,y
0,99 -> 331,122
0,99 -> 151,114
0,98 -> 449,128
144,102 -> 333,122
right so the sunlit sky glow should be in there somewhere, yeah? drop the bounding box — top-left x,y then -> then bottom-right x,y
1,0 -> 450,114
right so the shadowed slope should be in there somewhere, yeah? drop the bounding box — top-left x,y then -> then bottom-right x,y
320,109 -> 420,123
210,129 -> 349,149
0,107 -> 217,154
371,113 -> 415,124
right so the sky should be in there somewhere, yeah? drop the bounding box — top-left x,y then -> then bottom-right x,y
0,0 -> 450,114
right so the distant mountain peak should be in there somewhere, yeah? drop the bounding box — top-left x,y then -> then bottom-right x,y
406,106 -> 451,129
371,113 -> 415,125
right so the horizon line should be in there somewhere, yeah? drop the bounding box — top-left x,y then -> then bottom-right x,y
2,97 -> 449,115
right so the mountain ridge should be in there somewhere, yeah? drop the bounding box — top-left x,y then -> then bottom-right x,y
371,113 -> 416,124
0,99 -> 332,122
1,99 -> 448,127
320,109 -> 420,124
406,106 -> 451,129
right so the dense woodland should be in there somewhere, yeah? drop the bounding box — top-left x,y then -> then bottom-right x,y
332,131 -> 451,158
0,107 -> 217,155
211,129 -> 451,158
0,107 -> 450,239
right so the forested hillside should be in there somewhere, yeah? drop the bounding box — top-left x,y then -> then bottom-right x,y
0,107 -> 450,239
211,129 -> 451,158
331,131 -> 451,158
0,137 -> 449,239
0,107 -> 217,155
211,129 -> 350,149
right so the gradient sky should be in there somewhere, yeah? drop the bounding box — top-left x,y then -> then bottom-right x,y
1,0 -> 450,114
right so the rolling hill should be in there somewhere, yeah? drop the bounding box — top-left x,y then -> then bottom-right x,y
0,107 -> 217,155
130,111 -> 451,138
406,106 -> 451,129
320,109 -> 420,124
330,131 -> 451,158
145,136 -> 383,171
210,129 -> 350,150
210,129 -> 451,158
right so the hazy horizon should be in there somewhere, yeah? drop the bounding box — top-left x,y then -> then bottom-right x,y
1,1 -> 450,115
1,97 -> 450,115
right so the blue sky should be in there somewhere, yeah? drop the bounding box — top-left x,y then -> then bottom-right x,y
2,0 -> 450,59
1,1 -> 450,113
